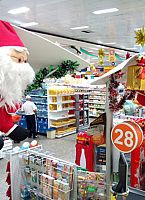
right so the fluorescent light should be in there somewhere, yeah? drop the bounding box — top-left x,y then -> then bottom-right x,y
20,22 -> 38,27
70,26 -> 89,30
93,8 -> 119,14
8,7 -> 30,14
105,42 -> 116,45
126,47 -> 137,50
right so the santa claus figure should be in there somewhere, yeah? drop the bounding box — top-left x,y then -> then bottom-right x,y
0,20 -> 35,149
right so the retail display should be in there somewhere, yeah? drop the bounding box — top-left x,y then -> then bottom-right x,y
48,86 -> 77,138
77,167 -> 106,200
75,93 -> 89,133
5,145 -> 77,200
89,88 -> 106,117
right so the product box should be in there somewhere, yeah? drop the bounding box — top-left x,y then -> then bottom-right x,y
127,65 -> 145,90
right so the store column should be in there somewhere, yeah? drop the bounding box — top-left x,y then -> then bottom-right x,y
106,81 -> 113,200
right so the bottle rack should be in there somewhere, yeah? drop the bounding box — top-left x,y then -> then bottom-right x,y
48,86 -> 77,138
5,145 -> 77,200
75,93 -> 89,133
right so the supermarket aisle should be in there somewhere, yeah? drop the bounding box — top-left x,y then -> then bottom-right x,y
0,133 -> 77,200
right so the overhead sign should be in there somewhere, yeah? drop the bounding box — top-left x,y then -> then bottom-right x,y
109,48 -> 115,62
111,121 -> 143,153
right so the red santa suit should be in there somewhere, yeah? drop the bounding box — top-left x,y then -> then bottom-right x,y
0,104 -> 21,135
0,20 -> 35,147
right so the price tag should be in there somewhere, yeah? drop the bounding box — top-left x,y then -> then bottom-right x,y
111,122 -> 143,153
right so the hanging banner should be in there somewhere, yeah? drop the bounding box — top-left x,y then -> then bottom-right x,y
109,48 -> 115,62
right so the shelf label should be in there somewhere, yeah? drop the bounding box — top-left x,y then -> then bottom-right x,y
111,121 -> 143,153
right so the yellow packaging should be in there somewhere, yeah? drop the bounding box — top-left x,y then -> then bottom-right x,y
127,65 -> 145,90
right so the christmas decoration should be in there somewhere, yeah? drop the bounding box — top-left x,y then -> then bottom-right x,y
98,48 -> 105,66
108,70 -> 136,112
126,52 -> 131,59
25,60 -> 80,93
0,20 -> 35,147
134,26 -> 145,47
80,47 -> 126,60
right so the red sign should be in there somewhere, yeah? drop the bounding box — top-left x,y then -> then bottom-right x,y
111,121 -> 143,153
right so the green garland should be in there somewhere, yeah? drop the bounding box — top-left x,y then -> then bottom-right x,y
25,60 -> 80,94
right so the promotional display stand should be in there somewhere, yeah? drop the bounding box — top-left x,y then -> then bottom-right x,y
5,145 -> 78,200
91,53 -> 141,199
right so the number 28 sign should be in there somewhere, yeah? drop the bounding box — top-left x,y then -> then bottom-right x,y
111,121 -> 143,153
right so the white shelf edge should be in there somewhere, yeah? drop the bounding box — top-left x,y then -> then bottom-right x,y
49,107 -> 75,112
50,122 -> 75,128
89,102 -> 105,105
50,114 -> 75,120
49,100 -> 75,104
55,129 -> 76,138
49,94 -> 75,96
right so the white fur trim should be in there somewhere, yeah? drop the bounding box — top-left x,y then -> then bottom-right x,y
5,124 -> 18,136
0,46 -> 29,55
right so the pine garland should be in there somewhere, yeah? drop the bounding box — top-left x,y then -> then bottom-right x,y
25,60 -> 80,93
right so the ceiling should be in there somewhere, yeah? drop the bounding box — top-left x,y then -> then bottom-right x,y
0,0 -> 145,65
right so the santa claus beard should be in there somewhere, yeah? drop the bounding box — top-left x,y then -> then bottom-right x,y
0,54 -> 35,108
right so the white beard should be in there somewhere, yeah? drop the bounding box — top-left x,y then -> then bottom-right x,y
0,54 -> 35,108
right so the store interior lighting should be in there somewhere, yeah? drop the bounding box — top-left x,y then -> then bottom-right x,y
8,7 -> 30,14
93,8 -> 119,15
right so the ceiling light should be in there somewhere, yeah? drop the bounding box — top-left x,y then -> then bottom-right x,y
93,8 -> 119,15
8,7 -> 30,14
70,26 -> 89,30
126,47 -> 137,50
20,22 -> 38,27
105,42 -> 116,45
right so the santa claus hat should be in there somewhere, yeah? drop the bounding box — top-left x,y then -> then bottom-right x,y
137,91 -> 145,106
0,20 -> 28,53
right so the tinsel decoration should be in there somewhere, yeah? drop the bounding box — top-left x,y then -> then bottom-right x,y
134,26 -> 145,47
108,70 -> 136,112
98,48 -> 105,66
25,60 -> 80,94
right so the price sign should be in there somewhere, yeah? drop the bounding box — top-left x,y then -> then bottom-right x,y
111,121 -> 143,153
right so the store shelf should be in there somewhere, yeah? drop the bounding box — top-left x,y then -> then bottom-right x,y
89,114 -> 100,117
30,94 -> 47,98
50,114 -> 75,120
49,107 -> 75,112
89,98 -> 105,100
49,94 -> 75,96
50,122 -> 75,128
55,129 -> 76,138
89,106 -> 105,110
34,102 -> 47,105
89,102 -> 105,105
49,100 -> 75,104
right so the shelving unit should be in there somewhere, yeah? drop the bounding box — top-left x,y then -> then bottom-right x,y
75,93 -> 89,133
89,88 -> 106,117
48,86 -> 77,138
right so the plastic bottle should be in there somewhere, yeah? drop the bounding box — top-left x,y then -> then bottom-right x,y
80,149 -> 86,169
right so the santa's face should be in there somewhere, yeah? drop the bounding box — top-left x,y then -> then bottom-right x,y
10,49 -> 28,64
0,48 -> 35,108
